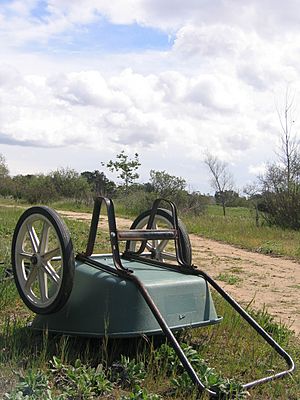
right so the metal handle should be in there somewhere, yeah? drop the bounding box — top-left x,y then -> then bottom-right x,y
117,229 -> 177,241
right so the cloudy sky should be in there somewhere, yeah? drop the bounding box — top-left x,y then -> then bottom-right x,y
1,0 -> 300,193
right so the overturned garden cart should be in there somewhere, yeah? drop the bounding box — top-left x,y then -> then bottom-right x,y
11,197 -> 295,398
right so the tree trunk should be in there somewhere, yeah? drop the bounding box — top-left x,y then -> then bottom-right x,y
222,200 -> 226,216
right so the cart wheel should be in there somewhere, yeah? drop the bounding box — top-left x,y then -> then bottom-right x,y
127,208 -> 192,264
11,206 -> 75,314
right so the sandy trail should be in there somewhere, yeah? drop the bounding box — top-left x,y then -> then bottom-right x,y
59,210 -> 300,337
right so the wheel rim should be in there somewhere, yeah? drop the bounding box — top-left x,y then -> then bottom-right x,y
14,213 -> 64,309
129,214 -> 177,262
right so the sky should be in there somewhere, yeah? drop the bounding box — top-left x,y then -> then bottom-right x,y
1,0 -> 300,193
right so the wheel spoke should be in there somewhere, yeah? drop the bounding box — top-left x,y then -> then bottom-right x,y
24,267 -> 38,291
38,269 -> 48,301
160,251 -> 177,261
43,247 -> 60,261
152,239 -> 159,249
156,239 -> 168,253
26,224 -> 39,253
41,261 -> 60,284
146,242 -> 154,251
39,222 -> 50,254
19,251 -> 33,260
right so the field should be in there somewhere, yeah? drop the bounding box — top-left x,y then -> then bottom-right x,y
0,203 -> 299,399
184,205 -> 300,259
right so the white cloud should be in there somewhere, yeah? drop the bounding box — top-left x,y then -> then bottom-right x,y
3,0 -> 300,47
49,71 -> 132,109
185,76 -> 239,114
2,1 -> 300,191
173,24 -> 248,59
249,163 -> 267,176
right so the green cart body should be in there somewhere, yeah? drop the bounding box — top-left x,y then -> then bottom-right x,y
32,254 -> 221,337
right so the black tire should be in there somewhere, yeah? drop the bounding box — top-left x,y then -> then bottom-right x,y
11,206 -> 75,314
127,208 -> 192,265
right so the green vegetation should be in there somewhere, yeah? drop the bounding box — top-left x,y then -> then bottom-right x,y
106,150 -> 141,191
217,273 -> 242,286
184,204 -> 300,260
0,205 -> 299,399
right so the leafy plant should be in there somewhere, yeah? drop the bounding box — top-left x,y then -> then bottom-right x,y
153,343 -> 180,375
4,369 -> 55,400
249,307 -> 292,344
154,343 -> 248,399
121,385 -> 163,400
111,355 -> 146,388
50,356 -> 112,399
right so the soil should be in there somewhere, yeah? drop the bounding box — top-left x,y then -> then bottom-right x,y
59,210 -> 300,337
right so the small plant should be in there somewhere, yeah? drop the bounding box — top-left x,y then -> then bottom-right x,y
153,343 -> 180,375
171,368 -> 248,399
249,307 -> 292,344
111,355 -> 146,388
121,385 -> 163,400
256,241 -> 283,255
50,356 -> 112,398
154,343 -> 248,399
4,369 -> 54,400
217,273 -> 241,285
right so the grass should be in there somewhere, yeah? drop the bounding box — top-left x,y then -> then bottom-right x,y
0,203 -> 299,399
184,205 -> 300,259
216,273 -> 242,286
6,199 -> 300,260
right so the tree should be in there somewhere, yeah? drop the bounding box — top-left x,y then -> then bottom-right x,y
204,153 -> 234,216
149,170 -> 187,198
50,168 -> 91,201
81,170 -> 116,197
0,153 -> 9,178
276,86 -> 300,190
214,190 -> 240,207
0,154 -> 11,198
244,183 -> 261,227
12,174 -> 57,203
106,151 -> 140,191
258,88 -> 300,229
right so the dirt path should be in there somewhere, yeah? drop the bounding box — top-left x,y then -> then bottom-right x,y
59,210 -> 300,337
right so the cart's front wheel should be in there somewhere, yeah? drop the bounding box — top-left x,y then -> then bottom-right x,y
127,208 -> 192,264
11,206 -> 75,314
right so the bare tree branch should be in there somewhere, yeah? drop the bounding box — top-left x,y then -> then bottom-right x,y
204,153 -> 234,216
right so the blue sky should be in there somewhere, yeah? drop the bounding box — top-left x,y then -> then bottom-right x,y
1,0 -> 300,192
25,18 -> 173,54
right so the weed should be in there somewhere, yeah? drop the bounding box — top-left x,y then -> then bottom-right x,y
121,385 -> 163,400
217,273 -> 242,285
153,343 -> 180,375
164,343 -> 249,399
4,369 -> 54,400
249,307 -> 292,345
111,355 -> 146,388
50,356 -> 112,398
228,266 -> 243,274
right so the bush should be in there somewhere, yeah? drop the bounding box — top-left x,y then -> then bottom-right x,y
260,190 -> 300,229
0,176 -> 14,197
177,191 -> 209,215
12,174 -> 58,204
51,168 -> 92,202
116,188 -> 157,216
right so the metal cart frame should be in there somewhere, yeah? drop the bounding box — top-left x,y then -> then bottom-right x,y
75,196 -> 295,398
